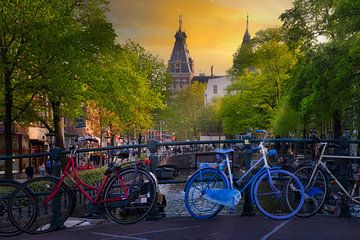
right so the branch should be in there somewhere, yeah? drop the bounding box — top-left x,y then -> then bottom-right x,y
39,118 -> 54,132
11,91 -> 38,122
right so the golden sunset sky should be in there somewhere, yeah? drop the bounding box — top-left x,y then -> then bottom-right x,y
107,0 -> 293,75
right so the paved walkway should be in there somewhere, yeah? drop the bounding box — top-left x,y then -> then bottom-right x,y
3,214 -> 359,240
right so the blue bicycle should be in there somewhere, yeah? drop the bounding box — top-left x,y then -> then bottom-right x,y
184,130 -> 305,220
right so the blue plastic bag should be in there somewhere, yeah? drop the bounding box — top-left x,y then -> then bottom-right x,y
204,188 -> 241,207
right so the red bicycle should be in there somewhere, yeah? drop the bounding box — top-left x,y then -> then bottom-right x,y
8,136 -> 157,234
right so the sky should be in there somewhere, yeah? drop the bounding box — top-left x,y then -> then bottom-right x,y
107,0 -> 293,76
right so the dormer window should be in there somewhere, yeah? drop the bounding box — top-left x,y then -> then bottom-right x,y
175,63 -> 181,73
213,85 -> 218,94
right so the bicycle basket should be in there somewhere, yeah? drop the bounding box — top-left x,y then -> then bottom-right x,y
197,162 -> 225,170
204,188 -> 241,207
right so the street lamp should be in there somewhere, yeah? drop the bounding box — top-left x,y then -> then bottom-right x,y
45,132 -> 56,150
159,120 -> 164,142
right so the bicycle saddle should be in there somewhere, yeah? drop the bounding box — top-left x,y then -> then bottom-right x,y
215,148 -> 234,155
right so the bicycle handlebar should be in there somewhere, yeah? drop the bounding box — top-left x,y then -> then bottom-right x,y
255,130 -> 266,133
76,136 -> 99,144
255,130 -> 269,142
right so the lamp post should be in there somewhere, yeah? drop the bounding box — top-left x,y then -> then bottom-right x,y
159,120 -> 164,142
45,132 -> 56,150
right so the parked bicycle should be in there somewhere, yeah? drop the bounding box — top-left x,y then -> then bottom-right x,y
294,136 -> 360,217
184,130 -> 305,220
0,179 -> 33,237
8,136 -> 157,234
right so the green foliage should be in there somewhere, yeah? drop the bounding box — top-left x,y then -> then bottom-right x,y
271,97 -> 303,136
224,28 -> 297,135
280,0 -> 336,49
91,43 -> 168,135
199,97 -> 223,136
283,0 -> 360,136
165,82 -> 206,140
76,167 -> 106,186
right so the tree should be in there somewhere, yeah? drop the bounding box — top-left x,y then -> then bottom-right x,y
280,0 -> 336,49
223,28 -> 297,134
89,43 -> 168,142
281,0 -> 360,137
165,82 -> 206,140
0,0 -> 119,175
0,0 -> 90,178
199,97 -> 224,139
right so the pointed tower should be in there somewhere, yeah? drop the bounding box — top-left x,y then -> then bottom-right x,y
168,15 -> 194,93
242,14 -> 251,45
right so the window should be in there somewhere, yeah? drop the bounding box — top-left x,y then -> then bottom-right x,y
175,63 -> 181,73
213,85 -> 218,94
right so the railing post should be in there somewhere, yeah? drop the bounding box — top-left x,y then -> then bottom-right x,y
148,140 -> 158,174
242,137 -> 255,216
338,131 -> 350,218
50,147 -> 62,177
49,147 -> 63,228
147,140 -> 163,220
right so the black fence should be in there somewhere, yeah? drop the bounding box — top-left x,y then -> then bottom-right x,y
1,136 -> 360,218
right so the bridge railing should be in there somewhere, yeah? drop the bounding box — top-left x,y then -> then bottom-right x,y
1,136 -> 360,217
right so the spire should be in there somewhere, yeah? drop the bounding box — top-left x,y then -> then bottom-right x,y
242,14 -> 251,45
179,15 -> 182,31
246,13 -> 249,32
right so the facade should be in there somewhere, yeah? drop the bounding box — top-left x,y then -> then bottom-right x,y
204,75 -> 232,105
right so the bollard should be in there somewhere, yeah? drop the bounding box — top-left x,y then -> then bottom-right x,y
146,140 -> 164,220
241,137 -> 255,216
337,133 -> 350,218
49,147 -> 64,228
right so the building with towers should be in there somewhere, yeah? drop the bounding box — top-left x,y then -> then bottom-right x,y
168,15 -> 251,95
167,15 -> 194,93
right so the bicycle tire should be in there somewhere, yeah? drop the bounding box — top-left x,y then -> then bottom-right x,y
253,169 -> 305,220
8,177 -> 75,234
104,168 -> 157,224
184,168 -> 229,219
294,165 -> 328,218
0,179 -> 29,237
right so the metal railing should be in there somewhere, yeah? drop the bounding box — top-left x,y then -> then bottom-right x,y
1,136 -> 360,218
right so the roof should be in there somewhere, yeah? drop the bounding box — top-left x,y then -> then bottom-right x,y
193,75 -> 224,84
168,16 -> 193,74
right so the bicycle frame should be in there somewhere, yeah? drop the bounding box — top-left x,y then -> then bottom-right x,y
44,146 -> 129,206
216,134 -> 281,195
307,142 -> 360,204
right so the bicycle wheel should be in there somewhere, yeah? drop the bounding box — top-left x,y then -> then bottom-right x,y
184,168 -> 229,219
253,169 -> 304,220
8,177 -> 75,234
294,165 -> 328,217
104,168 -> 157,224
0,180 -> 29,237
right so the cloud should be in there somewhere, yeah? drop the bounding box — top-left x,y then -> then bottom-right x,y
107,0 -> 292,75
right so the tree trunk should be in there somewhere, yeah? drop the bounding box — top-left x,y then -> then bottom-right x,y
51,101 -> 66,169
4,68 -> 13,179
333,110 -> 342,139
